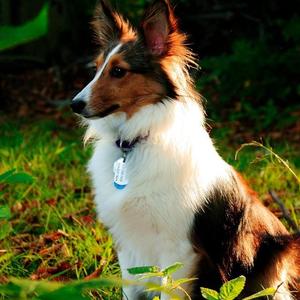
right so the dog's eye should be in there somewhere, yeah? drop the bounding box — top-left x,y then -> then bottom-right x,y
110,66 -> 127,78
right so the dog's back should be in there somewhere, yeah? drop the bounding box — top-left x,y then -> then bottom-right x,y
71,0 -> 300,299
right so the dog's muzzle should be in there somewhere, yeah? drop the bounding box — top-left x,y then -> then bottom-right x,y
70,99 -> 86,114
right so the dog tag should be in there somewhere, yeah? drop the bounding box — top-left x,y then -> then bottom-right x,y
113,157 -> 128,190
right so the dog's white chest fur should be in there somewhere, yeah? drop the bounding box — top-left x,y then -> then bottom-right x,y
86,100 -> 231,298
89,138 -> 194,248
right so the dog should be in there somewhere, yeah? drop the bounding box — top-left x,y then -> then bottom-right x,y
71,0 -> 300,299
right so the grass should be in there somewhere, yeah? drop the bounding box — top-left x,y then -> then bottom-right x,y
0,115 -> 299,299
0,117 -> 120,299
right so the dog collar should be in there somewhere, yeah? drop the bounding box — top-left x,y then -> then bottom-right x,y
115,137 -> 142,153
113,135 -> 148,190
115,139 -> 136,153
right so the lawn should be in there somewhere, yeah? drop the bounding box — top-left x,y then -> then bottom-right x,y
0,112 -> 299,299
0,116 -> 120,299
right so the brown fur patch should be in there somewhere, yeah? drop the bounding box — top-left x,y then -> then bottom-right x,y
231,172 -> 300,297
285,236 -> 300,298
232,170 -> 290,274
113,13 -> 137,43
89,53 -> 167,118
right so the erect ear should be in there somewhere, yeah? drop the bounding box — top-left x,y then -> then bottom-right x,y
141,0 -> 177,56
92,0 -> 121,47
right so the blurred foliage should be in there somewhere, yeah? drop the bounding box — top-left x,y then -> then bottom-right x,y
198,17 -> 300,128
0,3 -> 49,51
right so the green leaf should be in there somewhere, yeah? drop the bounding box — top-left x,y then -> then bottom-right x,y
0,205 -> 11,220
37,278 -> 120,300
200,287 -> 219,300
219,276 -> 246,300
0,2 -> 49,51
0,169 -> 16,182
139,272 -> 163,281
0,278 -> 121,300
243,287 -> 276,300
127,266 -> 160,275
66,278 -> 121,289
162,262 -> 183,276
0,282 -> 22,297
172,277 -> 197,287
0,221 -> 12,240
38,287 -> 87,300
3,278 -> 61,299
5,172 -> 34,184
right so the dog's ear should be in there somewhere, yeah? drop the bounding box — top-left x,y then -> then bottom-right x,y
141,0 -> 177,56
92,0 -> 121,47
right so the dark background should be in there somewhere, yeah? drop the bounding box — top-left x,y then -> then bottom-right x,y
1,0 -> 300,139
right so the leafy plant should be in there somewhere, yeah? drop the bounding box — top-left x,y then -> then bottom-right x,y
128,262 -> 196,299
198,17 -> 300,128
0,205 -> 12,240
0,277 -> 121,300
0,169 -> 34,241
0,169 -> 34,185
0,3 -> 49,51
201,276 -> 275,300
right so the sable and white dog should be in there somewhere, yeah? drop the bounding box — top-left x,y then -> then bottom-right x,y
71,1 -> 300,299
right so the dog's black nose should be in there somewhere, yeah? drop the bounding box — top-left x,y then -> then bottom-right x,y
71,99 -> 86,114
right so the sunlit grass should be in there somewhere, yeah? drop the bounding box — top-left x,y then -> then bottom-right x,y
0,118 -> 120,299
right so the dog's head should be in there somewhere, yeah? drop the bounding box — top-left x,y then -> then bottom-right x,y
71,0 -> 195,120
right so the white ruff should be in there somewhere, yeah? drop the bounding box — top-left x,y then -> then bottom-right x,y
86,98 -> 232,299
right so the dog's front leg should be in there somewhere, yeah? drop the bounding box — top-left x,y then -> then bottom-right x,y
118,250 -> 142,300
159,246 -> 197,300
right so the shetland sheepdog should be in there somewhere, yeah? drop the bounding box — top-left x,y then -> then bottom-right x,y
71,0 -> 300,299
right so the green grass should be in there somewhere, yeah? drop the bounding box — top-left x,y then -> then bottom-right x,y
0,116 -> 299,299
0,118 -> 120,299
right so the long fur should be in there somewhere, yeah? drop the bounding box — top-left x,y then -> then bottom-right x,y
72,1 -> 300,299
